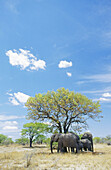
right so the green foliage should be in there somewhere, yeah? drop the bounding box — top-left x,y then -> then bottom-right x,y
43,137 -> 51,145
15,137 -> 29,145
25,88 -> 102,133
93,135 -> 111,144
21,122 -> 52,147
1,138 -> 14,145
0,134 -> 14,145
0,134 -> 7,143
93,137 -> 101,143
21,122 -> 51,139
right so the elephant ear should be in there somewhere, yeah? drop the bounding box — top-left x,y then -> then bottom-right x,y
54,133 -> 61,142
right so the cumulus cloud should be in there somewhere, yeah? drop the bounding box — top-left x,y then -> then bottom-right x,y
30,59 -> 46,70
102,92 -> 111,97
8,92 -> 30,106
9,97 -> 20,106
6,49 -> 46,71
66,72 -> 72,77
58,60 -> 72,68
93,92 -> 111,103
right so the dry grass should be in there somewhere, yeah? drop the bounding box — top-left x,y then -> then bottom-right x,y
0,144 -> 111,169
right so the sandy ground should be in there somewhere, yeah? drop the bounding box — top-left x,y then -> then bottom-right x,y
0,144 -> 111,169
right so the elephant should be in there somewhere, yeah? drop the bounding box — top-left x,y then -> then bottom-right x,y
81,132 -> 93,152
57,133 -> 79,153
50,133 -> 79,153
78,139 -> 91,152
50,133 -> 63,153
67,132 -> 80,152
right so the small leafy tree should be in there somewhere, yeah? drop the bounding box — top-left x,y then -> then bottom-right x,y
0,134 -> 14,145
15,137 -> 29,145
25,88 -> 102,133
93,137 -> 101,143
21,122 -> 51,147
0,134 -> 7,144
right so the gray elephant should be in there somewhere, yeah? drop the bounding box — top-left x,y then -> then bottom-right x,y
50,133 -> 64,153
79,139 -> 91,151
58,133 -> 79,153
81,132 -> 93,152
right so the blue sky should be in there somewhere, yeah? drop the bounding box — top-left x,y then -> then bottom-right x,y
0,0 -> 111,140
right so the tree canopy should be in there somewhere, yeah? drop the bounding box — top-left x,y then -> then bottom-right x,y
25,88 -> 102,133
21,122 -> 51,147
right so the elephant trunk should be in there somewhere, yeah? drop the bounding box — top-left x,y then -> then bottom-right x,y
50,140 -> 53,153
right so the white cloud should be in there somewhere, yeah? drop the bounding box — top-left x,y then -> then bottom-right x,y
6,49 -> 46,71
9,97 -> 20,106
8,92 -> 30,106
30,59 -> 46,70
14,92 -> 30,104
58,60 -> 72,68
0,120 -> 19,133
93,97 -> 111,103
66,72 -> 72,77
84,73 -> 111,83
102,92 -> 111,97
0,115 -> 25,121
3,126 -> 18,130
4,121 -> 18,126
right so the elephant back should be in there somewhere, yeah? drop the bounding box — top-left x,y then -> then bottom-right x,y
59,133 -> 78,147
69,132 -> 80,141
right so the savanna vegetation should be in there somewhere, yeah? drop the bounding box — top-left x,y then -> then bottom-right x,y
0,88 -> 110,169
0,144 -> 111,169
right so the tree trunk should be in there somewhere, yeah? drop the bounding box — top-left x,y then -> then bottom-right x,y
50,140 -> 53,153
30,137 -> 33,147
58,122 -> 62,133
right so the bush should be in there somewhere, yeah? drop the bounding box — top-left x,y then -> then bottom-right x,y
15,137 -> 29,145
0,134 -> 14,145
1,138 -> 14,146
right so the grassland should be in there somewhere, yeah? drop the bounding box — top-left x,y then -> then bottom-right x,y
0,144 -> 111,169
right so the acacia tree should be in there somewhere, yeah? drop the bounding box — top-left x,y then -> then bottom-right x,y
21,122 -> 51,147
25,88 -> 102,134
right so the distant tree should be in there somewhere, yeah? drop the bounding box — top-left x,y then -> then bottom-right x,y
0,134 -> 7,144
93,137 -> 101,143
21,122 -> 51,147
15,137 -> 29,145
43,137 -> 51,145
106,135 -> 111,141
35,134 -> 46,144
25,88 -> 102,133
0,134 -> 14,145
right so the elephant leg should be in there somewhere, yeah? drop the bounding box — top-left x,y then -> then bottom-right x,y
91,139 -> 93,152
71,147 -> 74,152
88,146 -> 91,151
76,144 -> 79,153
58,142 -> 62,153
84,147 -> 87,151
64,147 -> 67,153
57,146 -> 59,153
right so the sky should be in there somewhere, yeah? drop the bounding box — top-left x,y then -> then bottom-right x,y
0,0 -> 111,140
